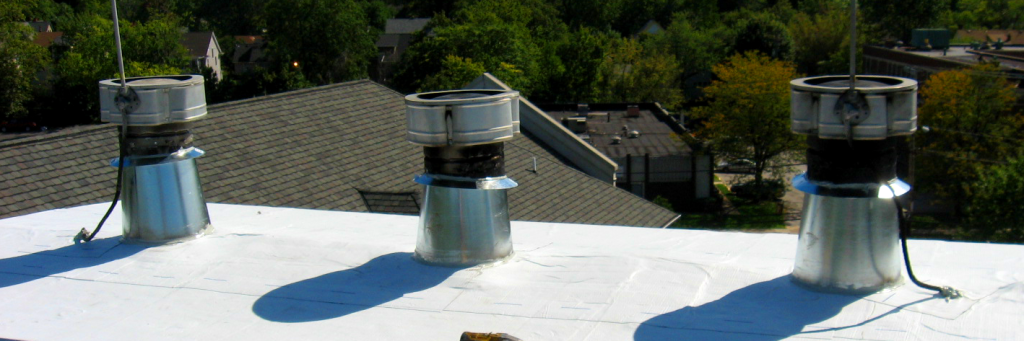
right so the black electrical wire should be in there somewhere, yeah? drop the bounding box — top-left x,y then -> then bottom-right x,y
76,120 -> 128,243
882,182 -> 963,299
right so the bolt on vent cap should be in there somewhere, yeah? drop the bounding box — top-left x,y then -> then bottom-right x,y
99,75 -> 207,126
790,75 -> 917,140
406,89 -> 520,146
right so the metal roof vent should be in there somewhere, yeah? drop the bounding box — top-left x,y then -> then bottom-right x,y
97,75 -> 212,243
789,75 -> 917,293
405,89 -> 520,266
628,130 -> 640,138
610,136 -> 622,144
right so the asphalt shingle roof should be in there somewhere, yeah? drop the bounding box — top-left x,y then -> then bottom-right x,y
0,80 -> 678,227
384,18 -> 430,34
181,32 -> 215,58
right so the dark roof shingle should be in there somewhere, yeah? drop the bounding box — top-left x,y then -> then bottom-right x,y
0,80 -> 678,227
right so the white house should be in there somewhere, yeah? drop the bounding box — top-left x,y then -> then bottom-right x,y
181,31 -> 223,81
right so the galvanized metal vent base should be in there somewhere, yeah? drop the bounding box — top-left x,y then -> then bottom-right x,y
413,186 -> 513,267
119,154 -> 212,244
792,195 -> 903,294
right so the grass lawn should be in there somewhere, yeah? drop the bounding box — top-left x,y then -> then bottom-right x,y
672,182 -> 786,230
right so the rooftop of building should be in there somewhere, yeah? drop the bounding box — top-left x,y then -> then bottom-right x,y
1,203 -> 1020,340
180,32 -> 219,58
866,44 -> 1024,73
0,80 -> 677,227
538,104 -> 691,159
384,18 -> 431,35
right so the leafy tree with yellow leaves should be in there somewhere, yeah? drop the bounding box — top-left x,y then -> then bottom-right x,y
693,51 -> 803,193
916,63 -> 1024,216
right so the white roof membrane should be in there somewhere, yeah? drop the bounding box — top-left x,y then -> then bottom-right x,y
1,203 -> 1022,340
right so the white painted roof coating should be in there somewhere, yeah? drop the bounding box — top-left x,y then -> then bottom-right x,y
1,203 -> 1022,340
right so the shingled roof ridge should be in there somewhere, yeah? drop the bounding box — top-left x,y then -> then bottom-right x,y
0,124 -> 111,150
208,79 -> 398,112
0,81 -> 388,151
504,138 -> 679,226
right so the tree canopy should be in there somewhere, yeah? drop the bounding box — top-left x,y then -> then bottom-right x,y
789,3 -> 851,75
733,12 -> 794,62
964,152 -> 1024,242
0,21 -> 50,119
915,63 -> 1024,214
860,0 -> 947,42
938,0 -> 1024,31
51,14 -> 189,124
693,51 -> 804,190
264,0 -> 378,85
598,38 -> 683,108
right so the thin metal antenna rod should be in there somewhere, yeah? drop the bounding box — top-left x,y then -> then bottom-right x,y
110,0 -> 127,88
77,0 -> 131,243
850,0 -> 858,90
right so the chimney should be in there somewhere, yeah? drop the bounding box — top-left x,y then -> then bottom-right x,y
98,75 -> 212,243
789,75 -> 918,294
405,89 -> 520,266
626,104 -> 640,118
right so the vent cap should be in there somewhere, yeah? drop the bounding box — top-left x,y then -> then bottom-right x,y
405,89 -> 520,146
790,76 -> 917,140
99,75 -> 207,126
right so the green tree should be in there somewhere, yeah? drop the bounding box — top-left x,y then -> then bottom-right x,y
553,27 -> 610,102
647,13 -> 735,82
419,55 -> 486,91
734,12 -> 794,61
860,0 -> 948,42
612,0 -> 676,35
212,65 -> 313,102
693,51 -> 804,191
0,18 -> 51,119
557,0 -> 622,31
451,0 -> 567,98
789,3 -> 851,75
264,0 -> 378,85
188,0 -> 268,34
915,63 -> 1024,215
361,0 -> 395,31
936,0 -> 1024,31
393,21 -> 541,94
597,38 -> 683,109
52,14 -> 189,124
964,153 -> 1024,242
397,0 -> 456,17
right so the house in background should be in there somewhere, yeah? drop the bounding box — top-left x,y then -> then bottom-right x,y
181,32 -> 223,81
539,102 -> 713,210
636,20 -> 664,37
231,35 -> 268,74
20,20 -> 52,33
373,18 -> 431,85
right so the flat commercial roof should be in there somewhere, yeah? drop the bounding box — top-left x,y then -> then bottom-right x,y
1,203 -> 1022,340
545,109 -> 690,159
